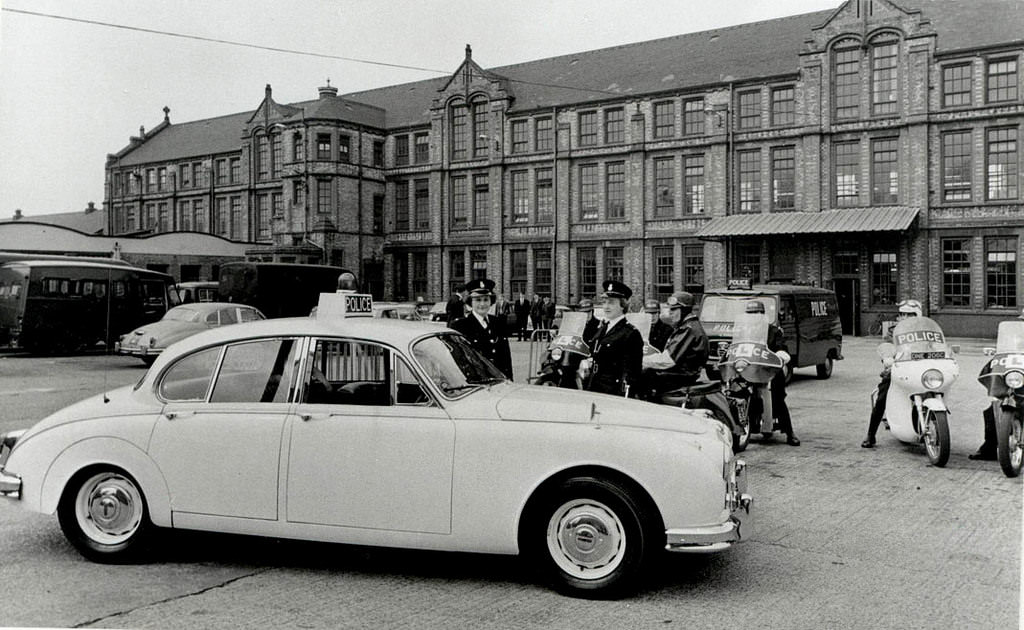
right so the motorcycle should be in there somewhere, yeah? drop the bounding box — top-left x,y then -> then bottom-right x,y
534,311 -> 593,389
655,380 -> 750,453
979,320 -> 1024,477
875,316 -> 959,467
717,311 -> 782,442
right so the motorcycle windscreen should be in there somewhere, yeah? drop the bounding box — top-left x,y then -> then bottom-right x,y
995,321 -> 1024,354
549,311 -> 591,355
729,312 -> 770,345
890,316 -> 951,361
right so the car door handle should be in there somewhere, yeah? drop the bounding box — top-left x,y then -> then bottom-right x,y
164,411 -> 195,420
299,413 -> 330,422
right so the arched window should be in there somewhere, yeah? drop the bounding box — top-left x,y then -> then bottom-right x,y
255,132 -> 269,182
833,39 -> 861,119
450,100 -> 468,161
871,34 -> 900,115
472,98 -> 489,157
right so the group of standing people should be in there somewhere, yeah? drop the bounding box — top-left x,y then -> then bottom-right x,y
447,287 -> 557,342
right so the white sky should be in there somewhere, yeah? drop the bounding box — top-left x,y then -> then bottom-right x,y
0,0 -> 841,217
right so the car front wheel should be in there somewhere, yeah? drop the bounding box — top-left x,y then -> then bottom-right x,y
524,476 -> 657,599
58,468 -> 152,563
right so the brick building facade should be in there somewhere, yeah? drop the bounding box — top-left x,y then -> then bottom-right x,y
103,0 -> 1024,336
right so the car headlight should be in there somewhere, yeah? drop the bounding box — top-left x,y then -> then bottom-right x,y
921,369 -> 944,390
735,359 -> 750,372
550,348 -> 563,360
1005,370 -> 1024,389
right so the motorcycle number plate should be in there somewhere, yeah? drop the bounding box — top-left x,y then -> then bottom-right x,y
717,342 -> 730,356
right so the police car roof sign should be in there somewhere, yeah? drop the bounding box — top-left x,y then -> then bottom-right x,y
316,292 -> 374,318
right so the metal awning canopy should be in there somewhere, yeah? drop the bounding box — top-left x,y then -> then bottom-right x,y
695,207 -> 920,239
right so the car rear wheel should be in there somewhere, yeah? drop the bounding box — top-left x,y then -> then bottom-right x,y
523,476 -> 657,599
58,468 -> 152,563
815,356 -> 834,379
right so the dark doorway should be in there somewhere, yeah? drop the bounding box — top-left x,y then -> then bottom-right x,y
363,260 -> 384,300
833,278 -> 859,336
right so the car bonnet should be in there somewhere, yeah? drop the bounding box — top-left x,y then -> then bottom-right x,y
493,385 -> 712,434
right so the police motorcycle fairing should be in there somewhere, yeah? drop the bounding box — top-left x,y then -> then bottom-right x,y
875,316 -> 959,467
717,310 -> 783,439
535,311 -> 593,388
979,320 -> 1024,477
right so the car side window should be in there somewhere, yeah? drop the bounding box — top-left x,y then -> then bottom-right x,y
219,308 -> 238,325
209,338 -> 298,403
395,357 -> 430,405
302,339 -> 392,406
159,346 -> 222,401
779,297 -> 796,325
239,307 -> 261,322
205,311 -> 219,325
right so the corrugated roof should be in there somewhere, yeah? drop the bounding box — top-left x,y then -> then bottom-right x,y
695,207 -> 920,238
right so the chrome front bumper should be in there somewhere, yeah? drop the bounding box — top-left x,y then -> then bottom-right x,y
665,456 -> 752,553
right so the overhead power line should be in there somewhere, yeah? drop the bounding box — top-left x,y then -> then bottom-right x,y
2,7 -> 450,75
3,7 -> 629,98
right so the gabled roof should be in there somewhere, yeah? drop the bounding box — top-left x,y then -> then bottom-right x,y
113,0 -> 1024,157
116,111 -> 252,166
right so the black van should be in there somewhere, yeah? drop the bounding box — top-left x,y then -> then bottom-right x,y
699,282 -> 843,381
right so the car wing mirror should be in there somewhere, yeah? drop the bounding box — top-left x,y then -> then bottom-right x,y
983,347 -> 996,357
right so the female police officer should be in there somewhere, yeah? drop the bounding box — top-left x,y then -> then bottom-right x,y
450,278 -> 514,379
582,280 -> 644,397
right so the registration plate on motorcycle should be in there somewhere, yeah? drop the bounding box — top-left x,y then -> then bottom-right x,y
717,342 -> 729,356
910,351 -> 946,360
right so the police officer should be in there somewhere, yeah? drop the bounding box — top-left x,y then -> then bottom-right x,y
645,291 -> 709,396
450,279 -> 514,379
746,300 -> 800,446
644,298 -> 673,351
968,308 -> 1024,461
862,298 -> 921,448
583,280 -> 644,397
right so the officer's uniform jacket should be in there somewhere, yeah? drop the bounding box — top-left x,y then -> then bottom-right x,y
451,312 -> 514,379
585,317 -> 643,397
648,313 -> 709,394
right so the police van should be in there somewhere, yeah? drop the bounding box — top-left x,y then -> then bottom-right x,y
699,280 -> 843,381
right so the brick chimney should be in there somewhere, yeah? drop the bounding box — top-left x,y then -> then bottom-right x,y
13,209 -> 22,220
84,202 -> 96,214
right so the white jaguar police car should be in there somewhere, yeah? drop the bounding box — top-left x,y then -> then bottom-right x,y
0,292 -> 751,598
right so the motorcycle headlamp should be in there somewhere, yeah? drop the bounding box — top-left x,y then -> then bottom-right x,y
1005,370 -> 1024,389
550,348 -> 563,360
735,359 -> 750,372
921,368 -> 944,390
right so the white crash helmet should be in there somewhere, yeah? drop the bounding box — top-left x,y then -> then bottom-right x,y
897,298 -> 923,317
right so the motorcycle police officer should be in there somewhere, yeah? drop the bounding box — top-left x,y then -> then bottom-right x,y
644,291 -> 709,397
582,280 -> 644,397
862,298 -> 921,448
968,307 -> 1024,461
450,278 -> 514,380
745,300 -> 800,446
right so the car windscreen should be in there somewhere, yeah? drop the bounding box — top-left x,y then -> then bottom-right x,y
411,334 -> 506,397
699,296 -> 777,324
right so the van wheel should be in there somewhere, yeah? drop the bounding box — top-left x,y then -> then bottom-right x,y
815,357 -> 834,379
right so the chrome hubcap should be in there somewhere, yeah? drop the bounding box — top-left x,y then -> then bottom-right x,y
547,499 -> 624,580
77,473 -> 143,544
1010,420 -> 1023,468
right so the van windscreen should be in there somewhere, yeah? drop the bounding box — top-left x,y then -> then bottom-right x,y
699,296 -> 777,323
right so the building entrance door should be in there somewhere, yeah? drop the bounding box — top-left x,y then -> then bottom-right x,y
833,278 -> 859,336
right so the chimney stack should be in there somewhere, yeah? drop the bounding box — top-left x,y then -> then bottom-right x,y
318,78 -> 338,99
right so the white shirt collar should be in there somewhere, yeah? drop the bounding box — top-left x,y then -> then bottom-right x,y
473,311 -> 489,328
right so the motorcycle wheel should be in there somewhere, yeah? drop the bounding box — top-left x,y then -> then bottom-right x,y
995,404 -> 1023,478
732,398 -> 751,453
922,409 -> 950,467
